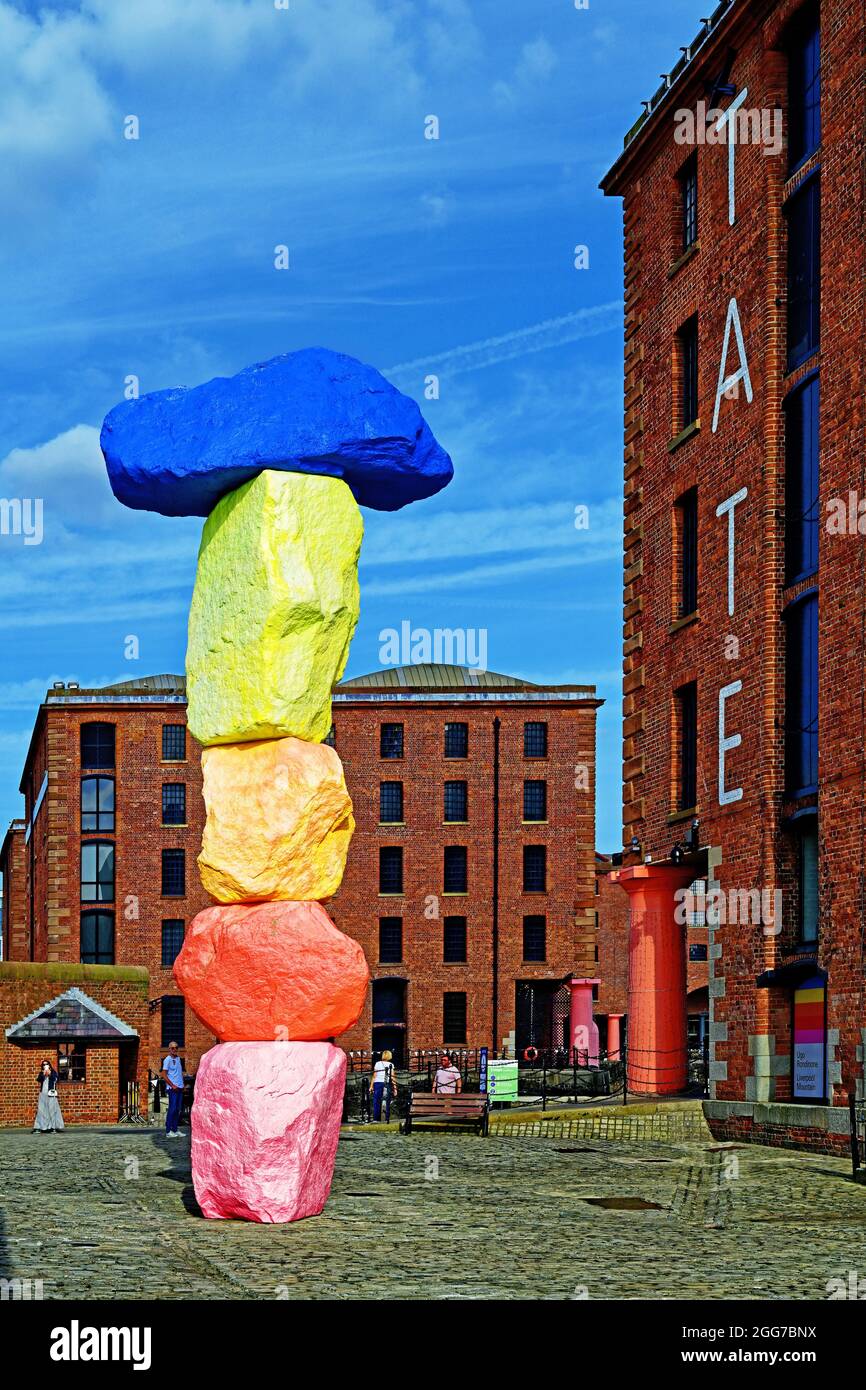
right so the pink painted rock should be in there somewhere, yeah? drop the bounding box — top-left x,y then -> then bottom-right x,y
191,1041 -> 346,1223
173,900 -> 369,1042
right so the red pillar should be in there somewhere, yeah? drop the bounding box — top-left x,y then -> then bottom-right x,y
606,1013 -> 624,1062
567,977 -> 600,1065
613,865 -> 694,1095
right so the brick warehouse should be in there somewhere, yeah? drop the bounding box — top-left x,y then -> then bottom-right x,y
602,0 -> 864,1148
0,664 -> 605,1087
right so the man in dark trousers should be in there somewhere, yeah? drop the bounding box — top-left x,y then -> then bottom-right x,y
161,1041 -> 184,1138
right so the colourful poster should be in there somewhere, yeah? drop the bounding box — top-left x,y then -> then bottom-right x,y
792,974 -> 826,1101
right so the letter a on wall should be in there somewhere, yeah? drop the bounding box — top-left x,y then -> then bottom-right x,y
712,297 -> 753,433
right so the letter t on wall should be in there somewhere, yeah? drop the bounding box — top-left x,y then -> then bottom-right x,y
715,486 -> 748,617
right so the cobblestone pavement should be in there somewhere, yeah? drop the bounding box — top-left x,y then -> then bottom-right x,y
1,1124 -> 864,1300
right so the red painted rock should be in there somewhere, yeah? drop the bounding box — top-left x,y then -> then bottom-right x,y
191,1041 -> 346,1223
174,900 -> 369,1041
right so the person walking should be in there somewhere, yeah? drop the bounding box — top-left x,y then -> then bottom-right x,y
33,1059 -> 64,1134
161,1041 -> 185,1138
433,1053 -> 462,1095
370,1050 -> 397,1122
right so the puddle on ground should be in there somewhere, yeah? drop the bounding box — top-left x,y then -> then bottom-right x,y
582,1196 -> 665,1211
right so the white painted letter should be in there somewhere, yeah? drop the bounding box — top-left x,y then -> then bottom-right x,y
715,487 -> 748,617
713,297 -> 753,433
719,680 -> 743,806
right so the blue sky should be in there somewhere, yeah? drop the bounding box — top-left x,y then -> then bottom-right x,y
0,0 -> 702,849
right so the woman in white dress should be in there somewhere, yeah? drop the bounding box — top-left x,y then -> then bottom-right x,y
33,1059 -> 65,1133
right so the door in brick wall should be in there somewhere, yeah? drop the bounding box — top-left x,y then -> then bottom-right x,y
515,980 -> 565,1057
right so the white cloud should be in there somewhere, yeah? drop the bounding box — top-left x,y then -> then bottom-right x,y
0,424 -> 117,529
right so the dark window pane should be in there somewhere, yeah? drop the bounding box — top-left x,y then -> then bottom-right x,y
523,845 -> 546,893
798,819 -> 819,943
788,7 -> 820,170
81,776 -> 114,832
58,1042 -> 86,1083
323,724 -> 336,748
378,916 -> 403,963
679,316 -> 698,427
161,849 -> 185,897
80,723 -> 115,769
444,722 -> 468,758
162,784 -> 186,825
81,842 -> 114,902
380,723 -> 404,759
785,594 -> 818,795
80,911 -> 114,965
379,846 -> 403,894
689,943 -> 708,962
443,992 -> 467,1044
444,780 -> 468,822
161,997 -> 185,1049
443,846 -> 467,893
786,175 -> 820,369
678,487 -> 698,617
443,915 -> 467,963
523,780 -> 547,822
524,722 -> 548,758
162,724 -> 186,761
372,979 -> 405,1025
523,914 -> 546,962
785,376 -> 819,583
379,781 -> 404,823
161,919 -> 185,967
677,682 -> 698,811
680,153 -> 698,250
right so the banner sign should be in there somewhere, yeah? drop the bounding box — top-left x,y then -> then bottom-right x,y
792,973 -> 827,1102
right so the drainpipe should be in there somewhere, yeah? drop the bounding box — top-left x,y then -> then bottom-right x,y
28,768 -> 35,962
492,716 -> 501,1057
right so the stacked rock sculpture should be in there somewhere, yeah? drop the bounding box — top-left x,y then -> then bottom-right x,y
101,347 -> 452,1222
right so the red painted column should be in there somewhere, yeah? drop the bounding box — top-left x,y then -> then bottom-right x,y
606,1013 -> 624,1062
613,865 -> 694,1094
567,977 -> 600,1065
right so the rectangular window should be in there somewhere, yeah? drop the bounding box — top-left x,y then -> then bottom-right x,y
784,375 -> 819,583
786,174 -> 820,370
161,997 -> 185,1049
523,780 -> 547,822
676,487 -> 698,617
680,152 -> 698,250
162,784 -> 186,826
443,915 -> 467,963
688,943 -> 709,962
444,780 -> 468,822
80,842 -> 114,903
379,723 -> 404,759
378,916 -> 403,963
379,781 -> 404,823
523,845 -> 546,893
323,724 -> 336,748
161,848 -> 185,897
443,992 -> 467,1044
81,776 -> 114,832
798,818 -> 819,943
444,722 -> 468,758
678,315 -> 699,428
379,846 -> 404,894
522,914 -> 546,962
80,911 -> 114,965
524,721 -> 548,758
787,5 -> 820,171
57,1042 -> 86,1083
785,593 -> 818,796
675,682 -> 698,811
161,919 -> 185,967
443,846 -> 468,894
80,722 -> 115,769
162,724 -> 186,761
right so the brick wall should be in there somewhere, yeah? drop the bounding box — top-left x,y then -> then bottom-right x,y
0,963 -> 151,1127
1,822 -> 27,961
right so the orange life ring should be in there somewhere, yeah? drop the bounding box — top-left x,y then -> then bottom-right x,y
523,1046 -> 538,1063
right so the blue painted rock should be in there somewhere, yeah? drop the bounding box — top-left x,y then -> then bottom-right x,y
100,347 -> 453,515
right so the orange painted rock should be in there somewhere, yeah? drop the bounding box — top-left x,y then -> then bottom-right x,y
198,736 -> 354,902
174,900 -> 369,1041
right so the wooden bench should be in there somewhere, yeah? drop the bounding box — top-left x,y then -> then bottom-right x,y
400,1091 -> 489,1136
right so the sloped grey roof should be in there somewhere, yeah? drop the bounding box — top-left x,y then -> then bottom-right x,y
5,987 -> 139,1041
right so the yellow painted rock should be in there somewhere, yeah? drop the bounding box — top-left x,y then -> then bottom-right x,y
199,736 -> 354,902
186,469 -> 362,746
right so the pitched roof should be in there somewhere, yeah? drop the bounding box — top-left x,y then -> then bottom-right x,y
5,987 -> 139,1041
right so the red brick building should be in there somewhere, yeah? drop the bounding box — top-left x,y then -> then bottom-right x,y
1,664 -> 603,1076
602,0 -> 863,1147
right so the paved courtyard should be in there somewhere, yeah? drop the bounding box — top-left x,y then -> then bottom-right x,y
1,1120 -> 863,1300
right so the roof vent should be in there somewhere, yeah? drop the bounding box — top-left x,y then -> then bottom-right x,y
67,681 -> 80,690
52,681 -> 65,690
